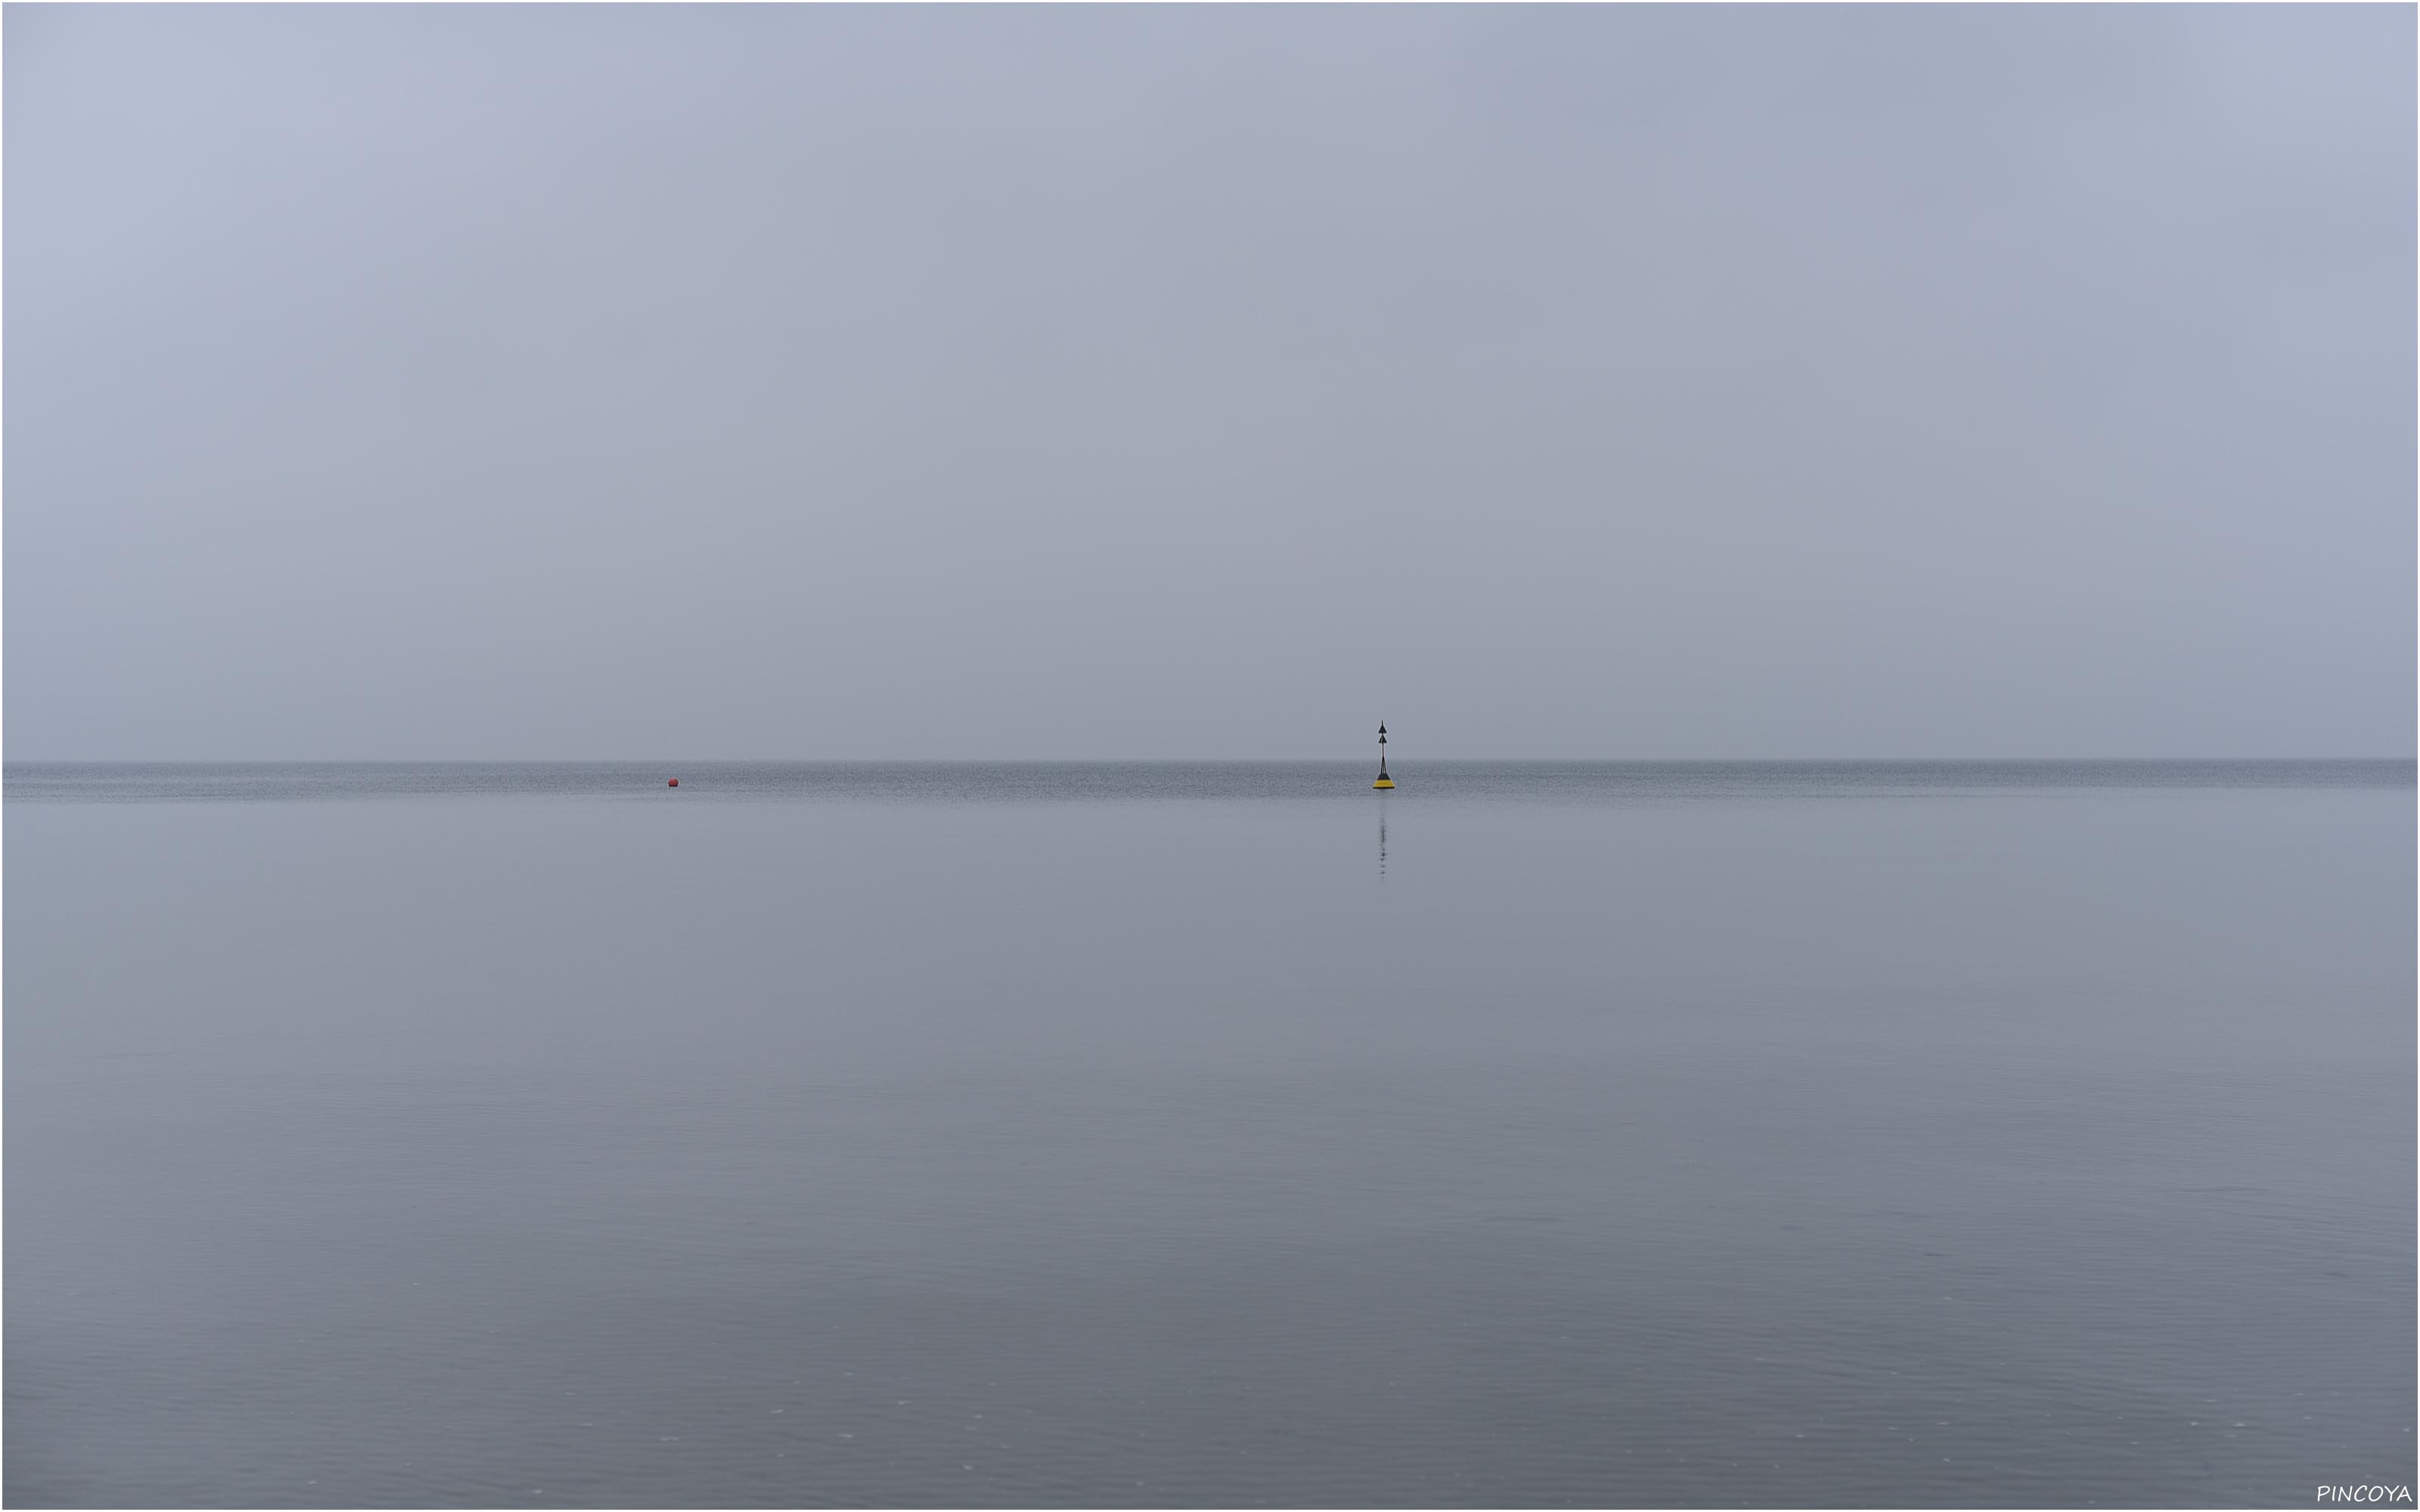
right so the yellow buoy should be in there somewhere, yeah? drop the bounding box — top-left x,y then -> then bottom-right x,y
1373,721 -> 1395,789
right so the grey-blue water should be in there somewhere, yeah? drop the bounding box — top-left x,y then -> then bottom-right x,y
7,761 -> 2412,1507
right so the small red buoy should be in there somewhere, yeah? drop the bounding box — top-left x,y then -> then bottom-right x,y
668,778 -> 678,788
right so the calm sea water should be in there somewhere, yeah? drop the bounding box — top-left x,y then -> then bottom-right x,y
7,761 -> 2412,1507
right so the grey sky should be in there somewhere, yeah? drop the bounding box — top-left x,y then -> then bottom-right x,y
6,4 -> 2411,759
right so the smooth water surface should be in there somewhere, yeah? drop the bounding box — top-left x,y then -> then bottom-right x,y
7,762 -> 2413,1507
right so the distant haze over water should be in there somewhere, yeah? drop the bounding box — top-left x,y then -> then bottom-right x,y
8,759 -> 2412,805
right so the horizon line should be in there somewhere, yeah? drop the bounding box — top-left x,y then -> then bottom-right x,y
7,755 -> 2414,767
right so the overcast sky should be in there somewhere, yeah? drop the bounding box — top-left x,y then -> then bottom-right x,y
7,5 -> 2411,759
